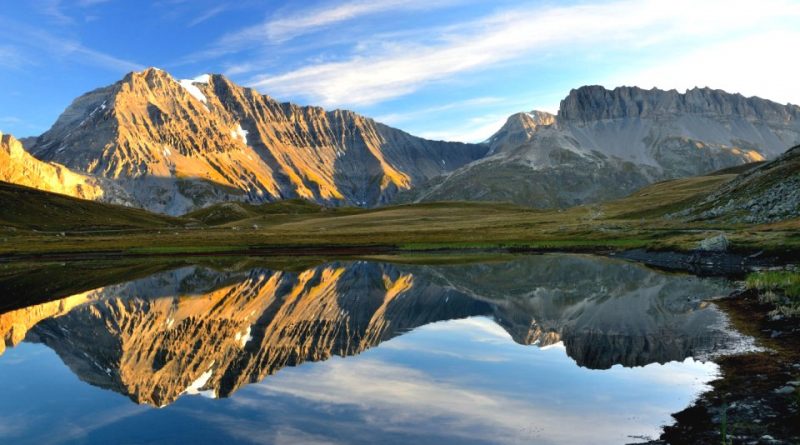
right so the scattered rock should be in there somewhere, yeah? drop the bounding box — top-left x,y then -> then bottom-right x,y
698,233 -> 730,252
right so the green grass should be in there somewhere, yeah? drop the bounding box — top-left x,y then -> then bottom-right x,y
1,166 -> 799,258
0,181 -> 185,231
746,271 -> 800,299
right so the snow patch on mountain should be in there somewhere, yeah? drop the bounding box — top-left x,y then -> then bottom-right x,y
231,123 -> 248,144
178,78 -> 208,104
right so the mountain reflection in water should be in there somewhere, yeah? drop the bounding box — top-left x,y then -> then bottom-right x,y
0,254 -> 752,444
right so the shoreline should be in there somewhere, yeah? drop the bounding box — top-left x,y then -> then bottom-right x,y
642,288 -> 800,444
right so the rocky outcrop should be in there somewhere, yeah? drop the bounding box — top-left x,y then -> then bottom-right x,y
0,131 -> 116,202
29,68 -> 486,214
673,145 -> 800,223
411,86 -> 800,208
559,86 -> 800,124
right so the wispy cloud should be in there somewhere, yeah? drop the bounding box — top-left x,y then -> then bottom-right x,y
187,5 -> 228,27
417,113 -> 509,143
0,45 -> 32,69
262,0 -> 459,43
0,18 -> 143,73
38,0 -> 74,25
240,0 -> 800,107
373,96 -> 504,125
184,0 -> 462,63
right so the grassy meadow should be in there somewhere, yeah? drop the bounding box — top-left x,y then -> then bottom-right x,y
1,171 -> 799,258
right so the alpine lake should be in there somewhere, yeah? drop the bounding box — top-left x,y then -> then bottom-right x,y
0,253 -> 757,444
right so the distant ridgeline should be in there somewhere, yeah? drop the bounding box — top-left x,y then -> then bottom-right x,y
1,68 -> 799,215
407,86 -> 800,208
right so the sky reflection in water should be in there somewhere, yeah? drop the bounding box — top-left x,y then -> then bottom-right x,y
0,255 -> 740,444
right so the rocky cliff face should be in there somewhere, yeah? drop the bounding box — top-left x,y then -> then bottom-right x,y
412,86 -> 800,208
0,131 -> 116,202
559,86 -> 800,124
0,255 -> 748,406
29,68 -> 486,214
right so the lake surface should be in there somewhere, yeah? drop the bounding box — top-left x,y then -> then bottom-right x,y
0,254 -> 754,444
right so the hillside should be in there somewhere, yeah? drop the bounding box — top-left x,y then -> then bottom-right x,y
0,155 -> 797,257
674,145 -> 800,223
0,181 -> 184,232
183,199 -> 330,225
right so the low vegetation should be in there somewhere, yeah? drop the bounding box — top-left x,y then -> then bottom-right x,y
746,270 -> 800,317
1,164 -> 799,258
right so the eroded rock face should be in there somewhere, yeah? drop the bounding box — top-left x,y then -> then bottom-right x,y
0,132 -> 117,202
30,68 -> 487,214
413,86 -> 800,208
559,86 -> 800,124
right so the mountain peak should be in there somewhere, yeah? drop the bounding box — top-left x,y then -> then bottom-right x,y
558,85 -> 800,123
485,110 -> 555,154
27,69 -> 486,214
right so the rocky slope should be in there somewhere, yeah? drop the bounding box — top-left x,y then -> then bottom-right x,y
672,144 -> 800,223
29,68 -> 486,214
0,131 -> 117,202
411,86 -> 800,208
1,255 -> 747,406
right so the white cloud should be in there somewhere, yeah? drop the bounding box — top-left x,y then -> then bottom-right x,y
249,355 -> 714,444
266,0 -> 446,42
0,45 -> 31,69
227,0 -> 460,44
245,0 -> 800,107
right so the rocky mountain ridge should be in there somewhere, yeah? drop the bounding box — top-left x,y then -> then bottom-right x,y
7,76 -> 799,213
26,68 -> 486,214
411,85 -> 800,208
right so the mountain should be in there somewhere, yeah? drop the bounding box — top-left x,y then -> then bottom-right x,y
672,144 -> 800,223
0,131 -> 111,202
1,255 -> 743,406
28,68 -> 487,215
410,86 -> 800,208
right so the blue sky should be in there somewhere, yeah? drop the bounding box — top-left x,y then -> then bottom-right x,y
1,0 -> 799,141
